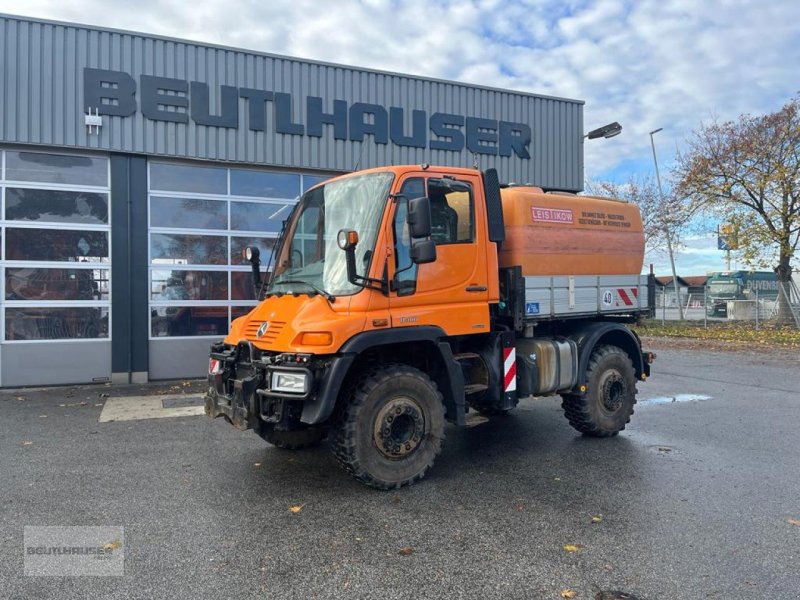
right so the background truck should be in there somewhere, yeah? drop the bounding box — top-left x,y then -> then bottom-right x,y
205,165 -> 655,489
706,270 -> 779,317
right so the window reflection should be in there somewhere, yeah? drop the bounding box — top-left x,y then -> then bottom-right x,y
231,305 -> 256,320
5,152 -> 108,187
230,237 -> 276,265
150,163 -> 227,194
150,270 -> 228,301
150,233 -> 227,266
230,169 -> 300,198
150,306 -> 228,337
5,268 -> 110,301
302,175 -> 329,192
6,188 -> 109,224
230,201 -> 291,232
5,307 -> 109,340
150,196 -> 227,230
6,228 -> 109,262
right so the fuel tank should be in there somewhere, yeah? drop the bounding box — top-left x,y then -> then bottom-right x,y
498,187 -> 645,276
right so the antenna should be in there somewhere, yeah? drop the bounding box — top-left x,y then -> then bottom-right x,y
354,138 -> 368,172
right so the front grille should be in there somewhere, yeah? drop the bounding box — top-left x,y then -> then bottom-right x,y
244,320 -> 286,344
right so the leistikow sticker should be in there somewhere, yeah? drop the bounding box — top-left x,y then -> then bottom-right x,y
24,526 -> 125,576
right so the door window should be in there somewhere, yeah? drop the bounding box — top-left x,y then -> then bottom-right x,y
393,178 -> 425,296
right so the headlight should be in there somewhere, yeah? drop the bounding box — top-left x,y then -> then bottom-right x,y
271,371 -> 308,394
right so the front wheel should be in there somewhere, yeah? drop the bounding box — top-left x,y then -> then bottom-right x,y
561,345 -> 637,437
332,364 -> 446,490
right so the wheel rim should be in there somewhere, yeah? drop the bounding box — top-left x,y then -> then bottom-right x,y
599,369 -> 626,413
373,396 -> 426,459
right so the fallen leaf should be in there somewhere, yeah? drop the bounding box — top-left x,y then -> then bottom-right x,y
289,504 -> 305,514
21,441 -> 33,446
591,515 -> 603,523
554,477 -> 561,481
16,396 -> 26,401
515,504 -> 525,512
99,393 -> 110,398
95,403 -> 103,407
787,518 -> 800,526
253,462 -> 262,467
563,544 -> 583,553
39,415 -> 48,418
181,478 -> 190,485
398,547 -> 414,556
103,539 -> 122,550
560,590 -> 577,599
59,404 -> 66,407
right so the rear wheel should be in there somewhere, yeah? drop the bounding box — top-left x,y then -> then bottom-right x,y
255,421 -> 326,450
561,345 -> 637,437
332,364 -> 445,490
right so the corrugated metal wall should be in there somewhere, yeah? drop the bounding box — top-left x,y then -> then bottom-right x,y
0,14 -> 584,190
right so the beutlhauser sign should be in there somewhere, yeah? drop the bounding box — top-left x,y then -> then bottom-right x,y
84,68 -> 532,159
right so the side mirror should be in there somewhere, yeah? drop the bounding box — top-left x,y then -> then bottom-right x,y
409,239 -> 436,264
407,196 -> 432,238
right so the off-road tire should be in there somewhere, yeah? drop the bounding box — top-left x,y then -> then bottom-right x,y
561,345 -> 637,437
332,364 -> 446,490
255,422 -> 326,450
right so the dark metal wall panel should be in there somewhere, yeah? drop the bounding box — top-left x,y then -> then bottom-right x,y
0,14 -> 584,190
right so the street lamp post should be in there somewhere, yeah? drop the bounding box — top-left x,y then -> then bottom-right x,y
649,128 -> 684,320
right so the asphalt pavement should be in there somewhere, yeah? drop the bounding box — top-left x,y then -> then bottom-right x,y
1,346 -> 799,599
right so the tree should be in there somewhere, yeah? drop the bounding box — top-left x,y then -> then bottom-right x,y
586,175 -> 691,257
675,95 -> 800,321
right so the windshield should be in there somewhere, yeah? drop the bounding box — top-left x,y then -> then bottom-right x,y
709,282 -> 739,295
267,171 -> 394,296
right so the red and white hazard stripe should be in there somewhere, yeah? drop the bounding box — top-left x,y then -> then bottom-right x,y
617,288 -> 639,307
503,346 -> 517,393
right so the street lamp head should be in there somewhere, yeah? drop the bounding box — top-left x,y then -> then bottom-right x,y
585,121 -> 622,140
649,127 -> 664,136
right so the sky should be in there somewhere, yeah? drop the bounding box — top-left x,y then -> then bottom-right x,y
2,0 -> 798,275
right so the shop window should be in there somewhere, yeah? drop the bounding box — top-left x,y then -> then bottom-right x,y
6,228 -> 109,262
150,270 -> 228,301
149,162 -> 227,195
150,306 -> 228,337
5,152 -> 108,187
5,307 -> 109,340
150,196 -> 227,230
1,149 -> 112,345
5,188 -> 109,224
230,201 -> 291,232
230,169 -> 300,198
147,160 -> 340,338
5,268 -> 109,301
150,233 -> 228,266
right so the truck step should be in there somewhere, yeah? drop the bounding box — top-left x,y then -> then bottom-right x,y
464,384 -> 489,395
453,352 -> 481,361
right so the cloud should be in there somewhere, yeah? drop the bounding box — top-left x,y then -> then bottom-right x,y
1,0 -> 798,185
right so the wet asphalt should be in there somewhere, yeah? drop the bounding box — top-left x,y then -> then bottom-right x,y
1,346 -> 799,599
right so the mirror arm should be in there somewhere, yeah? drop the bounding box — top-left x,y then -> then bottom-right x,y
344,246 -> 388,293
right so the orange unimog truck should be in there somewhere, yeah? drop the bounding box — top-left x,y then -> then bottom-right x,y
205,165 -> 655,489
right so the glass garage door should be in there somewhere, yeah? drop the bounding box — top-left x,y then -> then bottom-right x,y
147,160 -> 329,379
0,148 -> 111,387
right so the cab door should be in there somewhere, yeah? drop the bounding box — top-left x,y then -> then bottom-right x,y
388,170 -> 490,336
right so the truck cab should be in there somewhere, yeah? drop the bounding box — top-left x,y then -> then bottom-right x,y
206,165 -> 654,489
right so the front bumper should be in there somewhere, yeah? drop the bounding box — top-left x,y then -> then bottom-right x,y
204,342 -> 354,429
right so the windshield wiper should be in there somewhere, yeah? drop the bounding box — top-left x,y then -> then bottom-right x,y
271,279 -> 335,303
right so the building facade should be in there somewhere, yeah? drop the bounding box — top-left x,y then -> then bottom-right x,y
0,14 -> 585,386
